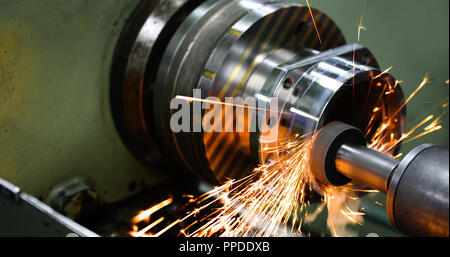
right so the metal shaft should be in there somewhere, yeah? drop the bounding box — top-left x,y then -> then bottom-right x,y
335,144 -> 399,193
336,143 -> 450,236
310,122 -> 449,237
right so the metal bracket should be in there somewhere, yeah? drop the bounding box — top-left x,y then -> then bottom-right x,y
0,177 -> 21,203
0,177 -> 99,237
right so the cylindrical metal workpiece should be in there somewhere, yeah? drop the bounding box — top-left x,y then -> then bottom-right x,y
311,122 -> 449,236
336,144 -> 399,193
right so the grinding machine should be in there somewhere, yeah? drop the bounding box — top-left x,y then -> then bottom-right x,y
0,0 -> 448,237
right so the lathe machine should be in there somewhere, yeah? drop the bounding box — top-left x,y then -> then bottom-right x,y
0,0 -> 448,237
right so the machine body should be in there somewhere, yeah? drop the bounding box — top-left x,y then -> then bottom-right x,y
112,0 -> 449,237
112,0 -> 405,184
310,122 -> 449,237
0,0 -> 448,237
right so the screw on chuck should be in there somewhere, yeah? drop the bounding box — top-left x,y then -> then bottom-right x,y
310,122 -> 449,237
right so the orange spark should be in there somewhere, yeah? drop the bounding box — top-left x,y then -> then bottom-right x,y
404,126 -> 442,144
131,70 -> 444,237
305,0 -> 322,45
175,95 -> 285,114
131,198 -> 173,224
357,17 -> 368,42
130,217 -> 165,237
392,74 -> 430,118
424,115 -> 443,132
131,135 -> 370,237
393,153 -> 403,159
375,201 -> 384,207
154,220 -> 182,237
373,66 -> 394,80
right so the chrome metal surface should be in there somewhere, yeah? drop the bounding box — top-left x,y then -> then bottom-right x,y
153,0 -> 353,182
111,0 -> 201,164
336,144 -> 399,193
257,44 -> 405,177
387,145 -> 449,236
154,0 -> 260,182
116,0 -> 405,186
